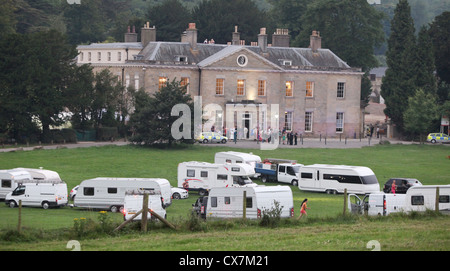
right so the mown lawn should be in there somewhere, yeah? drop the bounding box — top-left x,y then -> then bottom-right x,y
0,143 -> 449,251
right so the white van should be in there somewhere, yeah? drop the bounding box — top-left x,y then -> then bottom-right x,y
200,186 -> 294,219
5,182 -> 68,209
348,193 -> 406,216
178,162 -> 257,195
298,164 -> 380,194
214,151 -> 261,168
122,191 -> 166,221
74,178 -> 172,212
0,169 -> 33,199
404,185 -> 450,212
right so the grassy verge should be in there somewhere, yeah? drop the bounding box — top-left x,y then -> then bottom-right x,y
0,143 -> 449,250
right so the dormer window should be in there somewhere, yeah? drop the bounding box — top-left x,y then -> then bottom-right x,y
176,55 -> 188,63
282,60 -> 292,66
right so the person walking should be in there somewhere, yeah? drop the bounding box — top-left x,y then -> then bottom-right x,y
297,198 -> 310,219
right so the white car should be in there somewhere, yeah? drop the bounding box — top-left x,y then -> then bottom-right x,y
70,185 -> 79,200
171,186 -> 189,199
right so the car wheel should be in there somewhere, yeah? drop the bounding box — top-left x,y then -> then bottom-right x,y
221,139 -> 227,144
173,193 -> 181,199
261,176 -> 267,183
42,201 -> 49,209
110,205 -> 118,212
203,139 -> 208,144
291,179 -> 298,186
431,139 -> 436,143
8,200 -> 16,208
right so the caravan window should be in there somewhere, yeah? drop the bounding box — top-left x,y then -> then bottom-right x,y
246,197 -> 253,208
84,187 -> 94,196
1,179 -> 11,188
108,188 -> 117,194
439,195 -> 450,203
217,174 -> 228,180
411,196 -> 424,206
201,171 -> 208,177
187,170 -> 195,177
360,175 -> 379,184
323,174 -> 362,184
211,197 -> 217,207
225,197 -> 231,205
301,173 -> 313,179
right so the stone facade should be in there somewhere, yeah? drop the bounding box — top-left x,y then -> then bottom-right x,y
77,24 -> 364,138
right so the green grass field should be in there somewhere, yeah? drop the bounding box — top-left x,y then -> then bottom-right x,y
0,143 -> 449,251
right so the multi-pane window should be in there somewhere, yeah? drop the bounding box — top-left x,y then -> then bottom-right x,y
305,111 -> 313,132
237,79 -> 245,96
284,112 -> 293,131
337,82 -> 345,98
159,77 -> 167,90
306,81 -> 314,97
286,81 -> 293,97
180,77 -> 189,93
258,80 -> 266,96
97,52 -> 101,61
336,112 -> 344,133
107,52 -> 111,61
118,52 -> 122,61
88,52 -> 91,62
216,78 -> 224,95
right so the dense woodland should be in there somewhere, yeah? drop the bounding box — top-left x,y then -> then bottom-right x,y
0,0 -> 449,144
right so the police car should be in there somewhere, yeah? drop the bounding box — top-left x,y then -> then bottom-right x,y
426,133 -> 449,144
196,132 -> 228,144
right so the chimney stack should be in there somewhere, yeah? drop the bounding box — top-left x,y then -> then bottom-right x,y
272,28 -> 289,47
185,23 -> 198,50
141,22 -> 156,47
310,30 -> 321,52
232,25 -> 240,45
258,27 -> 268,53
124,25 -> 138,42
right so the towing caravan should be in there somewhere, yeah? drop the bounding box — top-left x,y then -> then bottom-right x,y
196,186 -> 294,219
14,167 -> 63,182
0,169 -> 33,199
178,162 -> 257,195
298,164 -> 380,194
74,178 -> 172,212
404,185 -> 450,212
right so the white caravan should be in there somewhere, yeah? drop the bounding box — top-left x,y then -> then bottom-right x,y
298,164 -> 380,194
0,169 -> 33,199
203,186 -> 294,219
348,193 -> 406,216
74,178 -> 172,212
5,182 -> 68,209
214,151 -> 262,168
178,162 -> 257,195
404,185 -> 450,212
122,191 -> 166,221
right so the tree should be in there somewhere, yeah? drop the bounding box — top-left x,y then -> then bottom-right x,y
428,11 -> 450,85
404,89 -> 439,143
146,0 -> 192,42
268,0 -> 307,42
192,0 -> 268,45
381,0 -> 417,133
129,79 -> 194,147
293,0 -> 384,72
414,25 -> 436,94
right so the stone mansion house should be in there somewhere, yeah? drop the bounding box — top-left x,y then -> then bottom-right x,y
77,23 -> 364,139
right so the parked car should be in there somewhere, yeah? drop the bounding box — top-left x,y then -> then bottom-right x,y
171,186 -> 189,199
196,132 -> 227,144
69,185 -> 79,200
383,178 -> 422,194
426,133 -> 449,144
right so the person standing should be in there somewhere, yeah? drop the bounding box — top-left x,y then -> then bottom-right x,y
391,180 -> 397,194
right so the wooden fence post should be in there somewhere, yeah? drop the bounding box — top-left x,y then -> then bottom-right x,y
141,193 -> 149,232
243,191 -> 247,219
